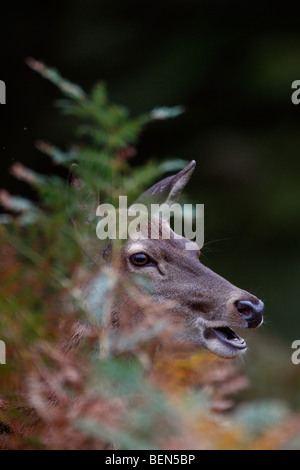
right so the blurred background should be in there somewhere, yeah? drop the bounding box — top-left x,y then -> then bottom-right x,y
1,0 -> 300,402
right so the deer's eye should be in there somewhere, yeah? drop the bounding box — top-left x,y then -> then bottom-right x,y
130,253 -> 151,267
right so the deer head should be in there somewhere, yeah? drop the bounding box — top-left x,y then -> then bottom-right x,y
72,161 -> 264,359
116,161 -> 264,358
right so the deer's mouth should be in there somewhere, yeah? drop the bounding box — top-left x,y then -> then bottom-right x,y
204,326 -> 247,357
212,327 -> 246,349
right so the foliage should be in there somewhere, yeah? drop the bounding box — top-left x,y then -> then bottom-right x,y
0,62 -> 299,450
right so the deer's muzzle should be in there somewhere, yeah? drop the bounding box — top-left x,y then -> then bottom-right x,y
200,294 -> 264,358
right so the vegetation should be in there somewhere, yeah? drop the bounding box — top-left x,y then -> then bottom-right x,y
0,62 -> 299,450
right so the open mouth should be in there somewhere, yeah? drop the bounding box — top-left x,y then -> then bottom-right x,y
203,326 -> 247,357
211,327 -> 246,350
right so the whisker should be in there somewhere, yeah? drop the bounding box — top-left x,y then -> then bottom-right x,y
201,237 -> 232,254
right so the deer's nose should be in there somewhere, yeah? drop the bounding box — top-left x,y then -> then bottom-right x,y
235,299 -> 264,328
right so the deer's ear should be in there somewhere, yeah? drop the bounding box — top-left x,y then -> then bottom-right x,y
136,160 -> 196,207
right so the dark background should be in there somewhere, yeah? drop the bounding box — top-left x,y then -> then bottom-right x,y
1,1 -> 300,352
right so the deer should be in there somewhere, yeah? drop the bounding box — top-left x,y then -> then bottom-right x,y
0,160 -> 264,449
75,159 -> 264,360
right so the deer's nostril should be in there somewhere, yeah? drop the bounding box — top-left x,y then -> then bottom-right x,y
235,299 -> 264,327
236,299 -> 264,316
236,302 -> 252,319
